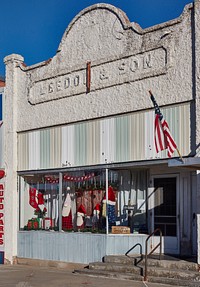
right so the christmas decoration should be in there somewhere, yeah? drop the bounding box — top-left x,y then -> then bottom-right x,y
29,187 -> 38,209
62,193 -> 73,229
45,172 -> 96,183
77,204 -> 86,229
92,203 -> 101,229
0,170 -> 5,179
102,186 -> 116,229
27,218 -> 41,230
62,193 -> 71,217
43,218 -> 53,230
37,191 -> 47,213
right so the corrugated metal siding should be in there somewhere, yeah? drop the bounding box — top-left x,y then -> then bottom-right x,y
130,112 -> 145,160
18,231 -> 149,264
18,133 -> 29,170
18,103 -> 191,171
40,129 -> 50,169
50,127 -> 62,168
62,125 -> 75,167
29,131 -> 40,170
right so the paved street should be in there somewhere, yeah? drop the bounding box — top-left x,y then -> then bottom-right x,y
0,264 -> 183,287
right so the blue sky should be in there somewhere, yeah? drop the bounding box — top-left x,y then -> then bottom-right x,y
0,0 -> 192,76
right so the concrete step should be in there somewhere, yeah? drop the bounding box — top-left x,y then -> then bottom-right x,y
148,275 -> 200,287
74,255 -> 200,286
89,260 -> 200,281
89,261 -> 142,275
74,267 -> 143,281
147,266 -> 200,281
103,255 -> 135,265
103,255 -> 199,271
74,268 -> 200,286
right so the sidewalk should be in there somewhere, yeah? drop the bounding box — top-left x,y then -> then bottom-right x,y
0,264 -> 184,287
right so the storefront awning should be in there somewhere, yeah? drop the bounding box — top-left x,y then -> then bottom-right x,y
18,158 -> 169,175
168,157 -> 200,170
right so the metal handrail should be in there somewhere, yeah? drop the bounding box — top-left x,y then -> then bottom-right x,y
125,243 -> 143,266
125,243 -> 142,257
144,228 -> 162,281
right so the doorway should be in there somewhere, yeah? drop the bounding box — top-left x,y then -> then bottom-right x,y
152,176 -> 179,254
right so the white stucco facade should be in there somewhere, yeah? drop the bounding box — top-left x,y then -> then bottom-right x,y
3,1 -> 200,264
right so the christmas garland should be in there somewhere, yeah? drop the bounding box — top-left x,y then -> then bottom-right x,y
45,172 -> 96,183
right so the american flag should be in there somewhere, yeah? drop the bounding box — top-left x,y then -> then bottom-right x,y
149,91 -> 177,158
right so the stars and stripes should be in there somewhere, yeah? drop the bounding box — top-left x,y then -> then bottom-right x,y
149,91 -> 177,158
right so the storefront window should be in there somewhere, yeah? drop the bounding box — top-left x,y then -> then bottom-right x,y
19,173 -> 60,231
61,170 -> 118,233
19,168 -> 148,234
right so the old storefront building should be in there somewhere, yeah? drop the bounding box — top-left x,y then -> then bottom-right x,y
3,1 -> 200,264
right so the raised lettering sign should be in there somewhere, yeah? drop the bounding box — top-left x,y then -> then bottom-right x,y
28,47 -> 167,104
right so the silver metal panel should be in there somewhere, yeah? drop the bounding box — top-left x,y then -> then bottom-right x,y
18,231 -> 148,263
40,129 -> 50,169
18,133 -> 29,171
29,131 -> 40,170
18,103 -> 191,171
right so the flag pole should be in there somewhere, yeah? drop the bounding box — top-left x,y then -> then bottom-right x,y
175,146 -> 184,163
149,90 -> 184,163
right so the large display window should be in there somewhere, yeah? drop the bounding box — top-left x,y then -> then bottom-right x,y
19,169 -> 148,234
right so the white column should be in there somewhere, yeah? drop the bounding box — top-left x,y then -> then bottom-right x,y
197,214 -> 200,264
194,0 -> 200,264
106,168 -> 109,235
3,54 -> 24,263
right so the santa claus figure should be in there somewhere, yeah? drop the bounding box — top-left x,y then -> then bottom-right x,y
92,203 -> 101,229
102,186 -> 116,229
76,204 -> 86,230
62,193 -> 73,230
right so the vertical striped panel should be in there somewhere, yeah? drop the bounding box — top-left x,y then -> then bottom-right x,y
101,118 -> 115,164
179,105 -> 189,152
115,115 -> 130,162
145,111 -> 155,159
100,119 -> 106,163
29,131 -> 40,170
40,129 -> 50,169
86,120 -> 101,165
130,112 -> 145,160
18,133 -> 29,170
74,123 -> 87,166
62,125 -> 75,166
18,103 -> 191,171
50,127 -> 62,168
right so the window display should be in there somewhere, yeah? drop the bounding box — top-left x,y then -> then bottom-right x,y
19,169 -> 148,234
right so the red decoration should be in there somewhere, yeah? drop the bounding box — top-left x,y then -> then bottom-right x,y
45,173 -> 96,183
37,192 -> 44,205
63,173 -> 95,182
0,170 -> 5,179
62,211 -> 73,230
33,221 -> 39,229
29,188 -> 39,209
